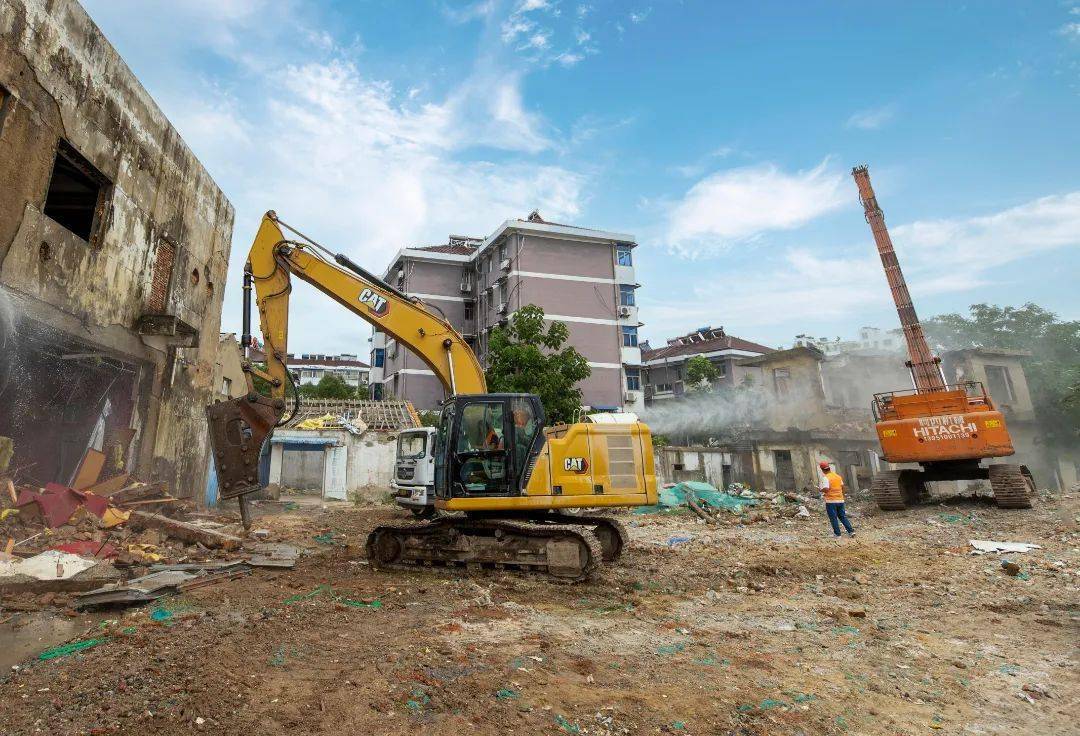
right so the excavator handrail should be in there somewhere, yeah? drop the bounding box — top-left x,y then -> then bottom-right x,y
245,212 -> 487,405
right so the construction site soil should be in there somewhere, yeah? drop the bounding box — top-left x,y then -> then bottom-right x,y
1,492 -> 1076,735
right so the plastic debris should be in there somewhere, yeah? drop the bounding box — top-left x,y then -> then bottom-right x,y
150,607 -> 173,622
38,638 -> 105,660
555,714 -> 581,734
657,643 -> 686,655
970,540 -> 1041,554
312,533 -> 340,545
666,535 -> 693,547
496,688 -> 519,700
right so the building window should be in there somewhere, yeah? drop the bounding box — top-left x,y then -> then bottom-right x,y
621,326 -> 638,347
773,367 -> 790,396
464,302 -> 475,321
619,284 -> 636,307
625,368 -> 641,391
985,364 -> 1016,403
616,244 -> 633,267
373,348 -> 385,367
44,140 -> 110,242
221,377 -> 232,396
498,241 -> 507,263
657,383 -> 672,392
717,361 -> 727,378
371,383 -> 383,400
498,280 -> 508,305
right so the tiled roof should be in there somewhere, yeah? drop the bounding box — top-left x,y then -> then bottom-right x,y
642,334 -> 775,362
415,244 -> 477,255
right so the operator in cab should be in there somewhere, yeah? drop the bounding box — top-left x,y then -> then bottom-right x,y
818,461 -> 855,539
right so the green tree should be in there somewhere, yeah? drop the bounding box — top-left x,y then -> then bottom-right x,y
485,304 -> 591,424
924,303 -> 1080,448
298,373 -> 358,400
685,355 -> 719,392
417,410 -> 440,427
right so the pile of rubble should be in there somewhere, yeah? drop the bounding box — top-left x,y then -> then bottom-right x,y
0,442 -> 296,615
636,481 -> 816,525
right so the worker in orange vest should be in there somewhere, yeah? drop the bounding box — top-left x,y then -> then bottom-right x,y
818,461 -> 855,538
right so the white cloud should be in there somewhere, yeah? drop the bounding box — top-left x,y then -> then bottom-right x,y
84,1 -> 588,354
554,51 -> 584,67
845,104 -> 896,130
646,191 -> 1080,342
665,160 -> 849,254
519,31 -> 552,50
1060,21 -> 1080,39
629,8 -> 652,24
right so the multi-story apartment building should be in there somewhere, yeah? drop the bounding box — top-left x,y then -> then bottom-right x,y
369,212 -> 642,412
641,327 -> 773,403
288,354 -> 370,389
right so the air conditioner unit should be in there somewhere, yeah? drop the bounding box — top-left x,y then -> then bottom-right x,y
624,391 -> 637,402
459,274 -> 473,292
500,258 -> 511,272
387,340 -> 398,359
496,303 -> 507,315
618,306 -> 632,318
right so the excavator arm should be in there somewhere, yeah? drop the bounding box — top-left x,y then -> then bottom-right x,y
248,211 -> 485,399
207,211 -> 485,502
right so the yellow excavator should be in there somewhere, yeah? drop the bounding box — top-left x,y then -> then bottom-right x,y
206,212 -> 657,580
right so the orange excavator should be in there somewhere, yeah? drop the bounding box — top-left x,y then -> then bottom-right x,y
853,166 -> 1034,510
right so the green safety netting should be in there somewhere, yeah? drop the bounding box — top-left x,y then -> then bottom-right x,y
634,481 -> 758,514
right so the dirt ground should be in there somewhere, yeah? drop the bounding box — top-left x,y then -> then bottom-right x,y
1,491 -> 1077,736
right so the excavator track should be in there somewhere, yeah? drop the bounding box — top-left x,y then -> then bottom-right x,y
989,464 -> 1034,509
365,517 -> 604,582
544,513 -> 629,562
870,469 -> 927,511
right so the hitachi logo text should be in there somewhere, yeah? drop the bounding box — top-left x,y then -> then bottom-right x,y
913,415 -> 976,441
358,288 -> 388,316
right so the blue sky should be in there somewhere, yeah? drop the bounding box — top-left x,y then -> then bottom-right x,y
82,0 -> 1080,354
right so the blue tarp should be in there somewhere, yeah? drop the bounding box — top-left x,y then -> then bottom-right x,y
634,481 -> 758,515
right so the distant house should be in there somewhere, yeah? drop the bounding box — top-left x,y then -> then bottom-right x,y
287,354 -> 370,389
641,326 -> 773,403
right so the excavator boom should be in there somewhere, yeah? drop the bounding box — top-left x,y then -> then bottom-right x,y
852,166 -> 945,393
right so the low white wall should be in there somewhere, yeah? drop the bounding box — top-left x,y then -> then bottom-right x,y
268,428 -> 397,501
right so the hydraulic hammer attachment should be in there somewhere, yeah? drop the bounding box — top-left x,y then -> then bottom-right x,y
205,393 -> 284,500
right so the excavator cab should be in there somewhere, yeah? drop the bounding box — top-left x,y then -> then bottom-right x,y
434,393 -> 545,503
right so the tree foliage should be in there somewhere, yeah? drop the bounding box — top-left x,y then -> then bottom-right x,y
485,304 -> 592,424
685,355 -> 719,392
924,303 -> 1080,448
297,373 -> 363,400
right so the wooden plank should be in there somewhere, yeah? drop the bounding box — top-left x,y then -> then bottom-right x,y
85,473 -> 131,497
128,510 -> 242,551
109,481 -> 169,505
71,449 -> 106,490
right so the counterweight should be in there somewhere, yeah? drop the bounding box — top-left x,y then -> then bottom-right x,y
852,165 -> 946,393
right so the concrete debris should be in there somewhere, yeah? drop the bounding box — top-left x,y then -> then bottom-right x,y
75,565 -> 251,609
969,540 -> 1042,554
128,511 -> 242,551
246,543 -> 299,569
0,550 -> 98,580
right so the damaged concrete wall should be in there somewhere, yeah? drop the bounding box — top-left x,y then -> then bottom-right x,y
0,0 -> 234,500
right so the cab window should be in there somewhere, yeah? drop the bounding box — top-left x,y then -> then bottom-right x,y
511,397 -> 540,471
457,402 -> 505,452
398,432 -> 426,458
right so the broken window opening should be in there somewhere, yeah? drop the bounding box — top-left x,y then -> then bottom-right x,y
625,368 -> 641,391
618,284 -> 636,307
622,326 -> 638,348
616,244 -> 633,267
43,140 -> 110,243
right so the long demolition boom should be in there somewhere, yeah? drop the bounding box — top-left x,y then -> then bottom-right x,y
852,165 -> 946,394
